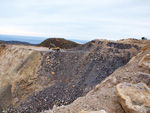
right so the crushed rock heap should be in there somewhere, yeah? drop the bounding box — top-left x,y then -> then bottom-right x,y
42,39 -> 150,113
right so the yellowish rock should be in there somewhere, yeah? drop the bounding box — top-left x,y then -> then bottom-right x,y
51,72 -> 55,75
117,82 -> 150,113
138,54 -> 150,68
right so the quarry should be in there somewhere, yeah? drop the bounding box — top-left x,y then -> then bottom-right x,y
0,39 -> 150,113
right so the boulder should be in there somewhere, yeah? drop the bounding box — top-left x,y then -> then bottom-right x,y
138,54 -> 150,68
117,82 -> 150,113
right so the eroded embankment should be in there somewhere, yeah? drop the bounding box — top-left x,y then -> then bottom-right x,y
0,45 -> 42,112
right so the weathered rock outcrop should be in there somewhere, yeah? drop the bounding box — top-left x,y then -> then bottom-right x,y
0,45 -> 34,112
138,54 -> 150,69
117,82 -> 150,113
0,84 -> 12,112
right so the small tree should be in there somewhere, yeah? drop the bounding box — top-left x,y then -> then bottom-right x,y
141,37 -> 147,40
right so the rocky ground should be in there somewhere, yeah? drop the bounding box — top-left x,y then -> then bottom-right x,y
117,82 -> 150,113
42,40 -> 150,113
0,39 -> 149,113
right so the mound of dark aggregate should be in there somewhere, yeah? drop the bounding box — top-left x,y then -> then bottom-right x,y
7,40 -> 140,113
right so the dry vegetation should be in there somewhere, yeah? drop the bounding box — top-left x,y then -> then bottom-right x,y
38,38 -> 80,49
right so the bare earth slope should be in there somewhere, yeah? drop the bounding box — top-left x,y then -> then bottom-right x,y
0,39 -> 146,113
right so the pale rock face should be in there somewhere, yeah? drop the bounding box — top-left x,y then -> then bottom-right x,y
117,82 -> 150,113
138,54 -> 150,69
79,110 -> 107,113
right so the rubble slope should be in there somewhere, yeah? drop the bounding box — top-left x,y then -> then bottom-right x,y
42,40 -> 150,113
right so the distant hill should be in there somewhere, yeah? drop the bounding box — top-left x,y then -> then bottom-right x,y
0,34 -> 88,44
38,38 -> 80,49
0,34 -> 45,44
0,40 -> 37,46
0,41 -> 4,44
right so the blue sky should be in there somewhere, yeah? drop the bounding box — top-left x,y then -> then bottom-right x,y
0,0 -> 150,41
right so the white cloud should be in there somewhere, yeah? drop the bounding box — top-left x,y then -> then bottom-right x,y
0,0 -> 150,41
